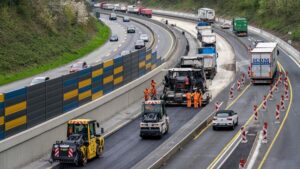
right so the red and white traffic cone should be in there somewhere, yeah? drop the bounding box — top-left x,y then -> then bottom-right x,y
254,105 -> 258,121
229,86 -> 234,100
262,122 -> 268,143
241,126 -> 247,143
280,95 -> 285,111
215,102 -> 223,112
284,79 -> 288,89
262,95 -> 267,111
284,86 -> 289,100
275,104 -> 280,123
279,72 -> 283,85
239,159 -> 246,169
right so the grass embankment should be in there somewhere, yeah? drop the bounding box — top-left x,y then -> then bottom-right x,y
116,0 -> 300,49
0,0 -> 110,86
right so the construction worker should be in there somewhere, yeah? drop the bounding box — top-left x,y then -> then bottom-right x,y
150,86 -> 157,99
199,90 -> 203,107
192,90 -> 200,108
186,91 -> 192,108
144,88 -> 150,101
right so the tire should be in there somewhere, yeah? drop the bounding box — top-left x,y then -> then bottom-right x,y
212,126 -> 217,130
79,151 -> 87,166
96,145 -> 103,158
231,124 -> 235,130
165,123 -> 169,134
236,118 -> 239,126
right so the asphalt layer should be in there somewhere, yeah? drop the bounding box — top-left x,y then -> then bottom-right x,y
54,24 -> 186,169
0,14 -> 154,93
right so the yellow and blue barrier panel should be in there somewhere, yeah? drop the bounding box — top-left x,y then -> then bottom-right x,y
103,59 -> 114,94
0,93 -> 4,139
113,55 -> 124,89
138,50 -> 146,77
0,48 -> 165,140
4,88 -> 27,137
92,63 -> 104,100
145,49 -> 152,73
78,68 -> 92,105
63,72 -> 79,112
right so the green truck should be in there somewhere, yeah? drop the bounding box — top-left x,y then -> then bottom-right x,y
232,17 -> 248,36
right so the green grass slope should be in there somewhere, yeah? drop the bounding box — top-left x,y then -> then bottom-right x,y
0,0 -> 110,85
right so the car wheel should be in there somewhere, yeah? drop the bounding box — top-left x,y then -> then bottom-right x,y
96,145 -> 103,158
231,124 -> 235,130
236,118 -> 239,126
165,123 -> 169,134
212,126 -> 217,130
79,152 -> 87,166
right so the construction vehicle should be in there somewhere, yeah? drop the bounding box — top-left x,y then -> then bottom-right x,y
51,119 -> 105,166
161,68 -> 211,105
198,8 -> 215,23
140,100 -> 169,138
232,17 -> 248,36
250,42 -> 278,84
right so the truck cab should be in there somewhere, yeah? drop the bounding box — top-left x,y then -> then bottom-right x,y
51,119 -> 104,166
198,47 -> 218,79
140,100 -> 169,138
198,8 -> 215,23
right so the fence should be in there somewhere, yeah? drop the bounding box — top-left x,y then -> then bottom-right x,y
0,48 -> 162,140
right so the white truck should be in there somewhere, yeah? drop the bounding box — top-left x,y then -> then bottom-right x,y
198,8 -> 215,23
140,100 -> 169,139
127,5 -> 139,14
201,33 -> 216,47
250,42 -> 278,84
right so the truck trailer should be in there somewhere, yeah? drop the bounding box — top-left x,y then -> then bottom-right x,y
197,47 -> 218,79
232,17 -> 248,36
250,42 -> 278,84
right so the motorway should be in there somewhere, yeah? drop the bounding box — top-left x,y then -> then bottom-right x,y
149,15 -> 299,169
0,14 -> 156,93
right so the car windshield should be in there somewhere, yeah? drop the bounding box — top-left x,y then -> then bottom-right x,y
216,112 -> 230,117
68,124 -> 88,140
144,104 -> 162,113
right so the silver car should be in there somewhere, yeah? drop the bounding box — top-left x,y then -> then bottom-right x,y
135,40 -> 145,49
212,110 -> 238,130
140,34 -> 149,42
30,76 -> 50,86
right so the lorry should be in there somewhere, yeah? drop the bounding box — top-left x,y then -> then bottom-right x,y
250,42 -> 278,84
139,8 -> 152,18
127,5 -> 140,14
201,33 -> 216,47
196,21 -> 213,42
51,119 -> 105,166
161,68 -> 211,105
140,100 -> 169,138
198,8 -> 215,23
232,17 -> 248,36
180,48 -> 217,80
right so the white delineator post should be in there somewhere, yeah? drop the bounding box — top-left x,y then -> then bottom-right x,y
248,65 -> 251,78
241,73 -> 246,86
274,81 -> 279,93
284,86 -> 289,100
269,85 -> 274,101
241,126 -> 247,143
254,105 -> 258,121
275,104 -> 280,123
214,101 -> 223,112
229,85 -> 234,100
237,80 -> 241,91
262,95 -> 267,111
280,95 -> 285,111
262,122 -> 268,144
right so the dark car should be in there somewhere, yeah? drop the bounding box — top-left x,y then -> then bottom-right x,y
127,26 -> 136,33
110,34 -> 119,42
123,16 -> 130,22
135,40 -> 145,49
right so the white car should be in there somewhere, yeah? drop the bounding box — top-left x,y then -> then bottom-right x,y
30,76 -> 50,86
139,34 -> 149,42
212,110 -> 238,130
220,23 -> 231,29
121,50 -> 130,56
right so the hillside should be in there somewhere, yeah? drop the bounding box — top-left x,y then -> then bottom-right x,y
0,0 -> 109,85
113,0 -> 300,49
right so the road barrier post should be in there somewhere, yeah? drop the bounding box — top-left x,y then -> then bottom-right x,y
241,73 -> 245,86
239,159 -> 246,169
241,127 -> 247,143
279,72 -> 282,85
275,104 -> 280,123
262,95 -> 267,111
247,65 -> 251,78
262,122 -> 268,144
284,86 -> 289,100
214,101 -> 223,112
229,85 -> 234,100
237,80 -> 241,91
254,105 -> 258,122
274,81 -> 279,93
280,95 -> 285,111
269,85 -> 274,101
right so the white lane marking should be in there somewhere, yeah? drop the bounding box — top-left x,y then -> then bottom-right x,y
215,138 -> 242,169
247,131 -> 263,169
